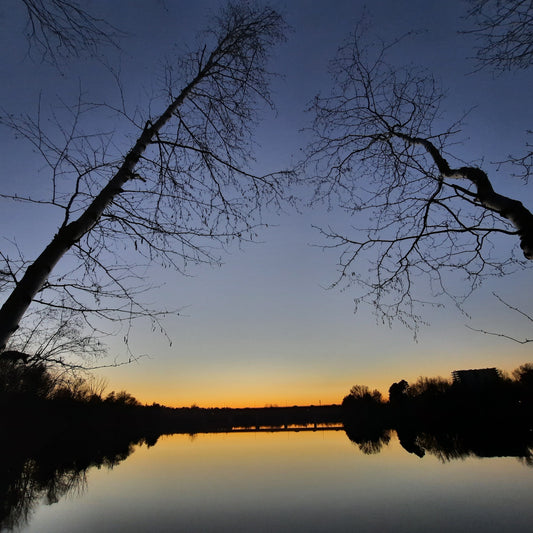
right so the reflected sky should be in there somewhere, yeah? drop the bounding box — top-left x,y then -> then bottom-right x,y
24,431 -> 533,533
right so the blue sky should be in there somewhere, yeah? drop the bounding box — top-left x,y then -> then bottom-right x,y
1,0 -> 531,406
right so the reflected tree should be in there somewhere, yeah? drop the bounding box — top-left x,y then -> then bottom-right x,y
412,424 -> 533,465
344,424 -> 391,455
0,434 -> 141,531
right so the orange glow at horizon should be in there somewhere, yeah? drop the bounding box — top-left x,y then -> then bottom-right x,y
105,356 -> 530,410
127,382 -> 351,409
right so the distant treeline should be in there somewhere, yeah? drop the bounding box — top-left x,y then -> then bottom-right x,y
3,357 -> 532,435
3,357 -> 532,437
341,363 -> 533,424
1,354 -> 347,531
1,358 -> 532,530
341,363 -> 533,461
0,356 -> 343,438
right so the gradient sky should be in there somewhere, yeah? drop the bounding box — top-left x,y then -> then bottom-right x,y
1,0 -> 532,407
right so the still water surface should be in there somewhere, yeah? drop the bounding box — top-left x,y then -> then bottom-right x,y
17,430 -> 533,532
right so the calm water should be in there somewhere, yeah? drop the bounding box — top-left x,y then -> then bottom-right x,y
9,429 -> 533,533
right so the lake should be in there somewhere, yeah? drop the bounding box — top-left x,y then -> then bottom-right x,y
7,428 -> 533,533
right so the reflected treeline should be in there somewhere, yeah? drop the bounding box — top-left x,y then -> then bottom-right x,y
0,416 -> 153,531
0,357 -> 345,530
0,354 -> 160,530
342,364 -> 533,464
343,422 -> 392,455
397,423 -> 533,465
2,358 -> 532,530
0,404 -> 342,531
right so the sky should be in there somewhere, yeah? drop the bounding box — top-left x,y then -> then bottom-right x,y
1,0 -> 532,407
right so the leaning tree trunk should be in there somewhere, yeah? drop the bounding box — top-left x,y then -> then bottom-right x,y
396,132 -> 533,259
0,68 -> 208,351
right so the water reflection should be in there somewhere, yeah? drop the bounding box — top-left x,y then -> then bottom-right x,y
343,422 -> 392,455
2,418 -> 532,531
397,423 -> 533,465
0,431 -> 152,531
343,418 -> 533,464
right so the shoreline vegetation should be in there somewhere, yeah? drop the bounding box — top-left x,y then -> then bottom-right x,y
1,359 -> 532,530
1,359 -> 531,439
1,359 -> 531,425
340,364 -> 533,461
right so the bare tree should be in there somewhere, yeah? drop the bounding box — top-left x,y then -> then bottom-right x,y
462,0 -> 533,277
6,306 -> 112,369
20,0 -> 119,65
462,0 -> 533,72
466,293 -> 533,343
305,27 -> 533,331
0,2 -> 291,355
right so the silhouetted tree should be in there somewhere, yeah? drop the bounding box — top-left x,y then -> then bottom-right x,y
52,374 -> 107,403
344,384 -> 383,405
19,0 -> 119,65
462,0 -> 533,71
388,379 -> 409,404
402,376 -> 453,421
4,307 -> 109,370
306,23 -> 533,331
512,362 -> 533,407
342,383 -> 385,427
0,358 -> 55,401
0,2 -> 291,357
106,390 -> 140,407
513,362 -> 533,386
409,376 -> 451,399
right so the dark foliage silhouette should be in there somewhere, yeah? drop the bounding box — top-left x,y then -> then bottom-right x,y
342,363 -> 533,463
0,425 -> 147,531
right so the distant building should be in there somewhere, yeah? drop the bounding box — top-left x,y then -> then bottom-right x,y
451,368 -> 502,388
